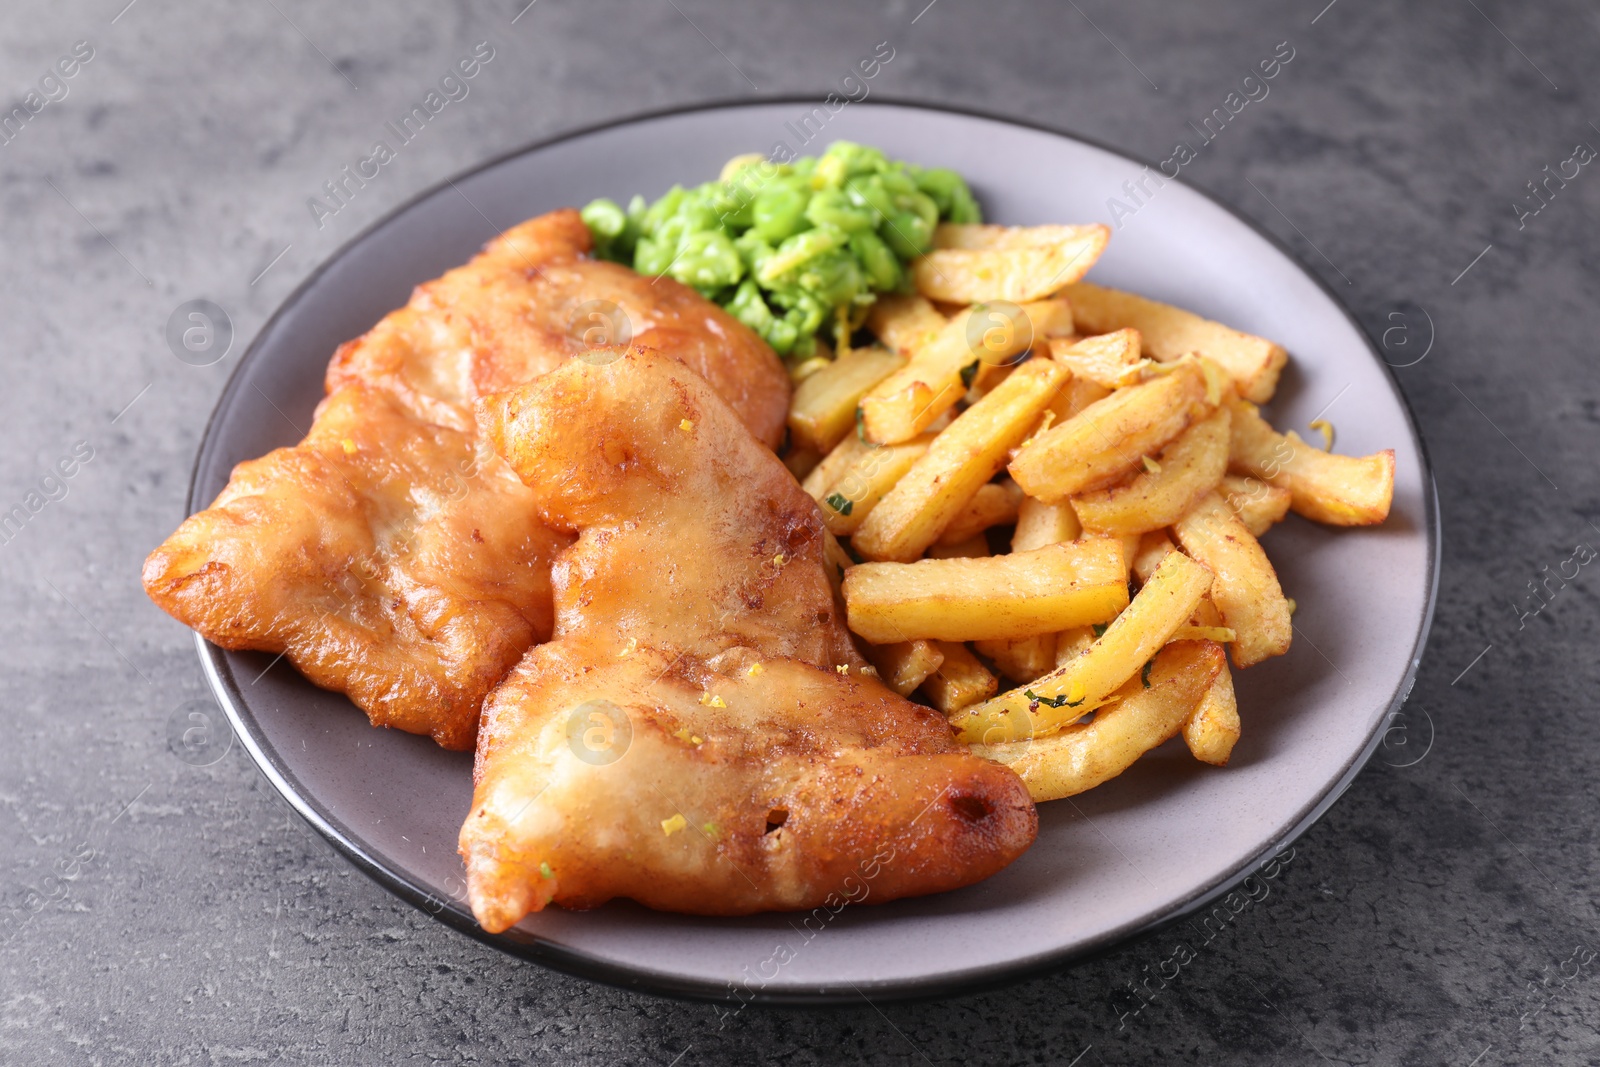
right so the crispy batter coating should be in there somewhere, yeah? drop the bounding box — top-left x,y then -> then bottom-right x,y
143,384 -> 570,750
461,349 -> 1036,925
144,210 -> 790,750
327,208 -> 789,448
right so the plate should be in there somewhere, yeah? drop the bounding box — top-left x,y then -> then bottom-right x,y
191,99 -> 1438,1002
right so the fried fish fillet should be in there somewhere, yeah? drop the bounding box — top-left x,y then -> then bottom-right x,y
460,348 -> 1037,925
326,208 -> 789,448
143,383 -> 570,750
144,209 -> 790,750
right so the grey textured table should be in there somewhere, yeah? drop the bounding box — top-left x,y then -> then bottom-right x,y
3,1 -> 1596,1063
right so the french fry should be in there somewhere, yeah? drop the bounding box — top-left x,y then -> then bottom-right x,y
937,480 -> 1025,546
1010,361 -> 1211,502
867,294 -> 947,358
1053,626 -> 1096,666
1131,530 -> 1174,584
914,224 -> 1110,304
1013,496 -> 1082,550
1046,376 -> 1112,423
931,222 -> 1106,251
1226,394 -> 1395,526
787,346 -> 905,453
1171,491 -> 1292,668
963,360 -> 1016,405
854,358 -> 1068,561
997,497 -> 1082,681
860,299 -> 1073,445
817,437 -> 932,537
1219,473 -> 1293,537
972,640 -> 1225,800
1048,329 -> 1148,388
864,639 -> 946,697
1064,282 -> 1288,403
1182,655 -> 1239,765
1071,408 -> 1231,535
974,634 -> 1058,684
921,641 -> 998,713
802,433 -> 867,499
952,548 -> 1213,743
1132,539 -> 1238,640
842,540 -> 1128,645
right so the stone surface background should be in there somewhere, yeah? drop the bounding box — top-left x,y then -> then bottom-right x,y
3,1 -> 1597,1063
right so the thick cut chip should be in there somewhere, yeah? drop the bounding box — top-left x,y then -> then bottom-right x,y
1063,282 -> 1288,404
921,642 -> 999,713
461,349 -> 1035,926
972,641 -> 1224,800
974,634 -> 1058,685
1219,473 -> 1293,537
813,437 -> 933,537
860,300 -> 1073,445
1010,361 -> 1212,502
854,358 -> 1068,561
1071,408 -> 1231,535
952,548 -> 1212,744
1172,491 -> 1293,668
864,640 -> 947,697
913,225 -> 1111,304
1182,656 -> 1240,766
1226,394 -> 1395,526
843,540 -> 1128,645
868,294 -> 948,358
1048,329 -> 1148,388
1013,496 -> 1083,550
788,346 -> 905,454
938,480 -> 1025,546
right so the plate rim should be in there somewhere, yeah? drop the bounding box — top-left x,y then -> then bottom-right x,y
188,95 -> 1441,1005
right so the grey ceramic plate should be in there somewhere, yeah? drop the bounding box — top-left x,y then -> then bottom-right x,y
192,99 -> 1438,1003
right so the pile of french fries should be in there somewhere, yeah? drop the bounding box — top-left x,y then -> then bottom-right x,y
785,222 -> 1396,803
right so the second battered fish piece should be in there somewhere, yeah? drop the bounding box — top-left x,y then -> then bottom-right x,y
460,349 -> 1036,927
326,208 -> 790,448
143,384 -> 571,751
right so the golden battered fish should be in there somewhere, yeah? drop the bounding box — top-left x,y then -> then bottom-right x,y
143,383 -> 570,751
144,209 -> 790,750
327,208 -> 789,448
461,348 -> 1036,925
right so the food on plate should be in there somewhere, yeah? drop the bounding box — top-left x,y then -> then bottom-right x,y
327,208 -> 789,447
144,209 -> 789,750
459,349 -> 1035,926
1171,491 -> 1293,668
1008,360 -> 1216,502
857,298 -> 1073,445
841,540 -> 1128,645
1063,281 -> 1288,403
947,549 -> 1214,744
151,139 -> 1402,922
850,357 -> 1068,561
810,194 -> 1392,786
971,641 -> 1225,800
582,142 -> 981,358
1069,408 -> 1232,535
142,383 -> 570,751
913,222 -> 1111,304
1224,392 -> 1395,525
